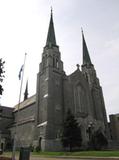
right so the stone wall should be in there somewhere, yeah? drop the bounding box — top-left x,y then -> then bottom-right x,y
0,106 -> 14,150
11,103 -> 36,148
109,114 -> 119,141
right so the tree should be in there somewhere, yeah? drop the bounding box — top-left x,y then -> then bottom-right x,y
61,109 -> 82,151
91,129 -> 108,150
0,58 -> 5,95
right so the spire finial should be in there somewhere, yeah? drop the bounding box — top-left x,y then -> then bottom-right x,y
81,27 -> 83,34
76,64 -> 80,70
51,6 -> 53,15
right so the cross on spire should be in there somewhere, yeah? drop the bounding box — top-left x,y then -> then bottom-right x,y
76,64 -> 80,70
51,6 -> 53,15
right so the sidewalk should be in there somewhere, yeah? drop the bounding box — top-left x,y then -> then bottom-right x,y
30,155 -> 119,160
1,154 -> 119,160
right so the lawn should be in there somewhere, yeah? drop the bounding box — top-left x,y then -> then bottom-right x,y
1,150 -> 119,158
32,150 -> 119,157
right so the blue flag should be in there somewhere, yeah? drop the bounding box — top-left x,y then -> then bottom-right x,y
18,65 -> 24,80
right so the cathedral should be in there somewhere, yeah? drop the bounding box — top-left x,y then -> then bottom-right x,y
0,11 -> 109,151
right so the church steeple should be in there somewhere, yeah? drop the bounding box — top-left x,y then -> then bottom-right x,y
40,9 -> 64,73
82,30 -> 92,65
46,8 -> 57,47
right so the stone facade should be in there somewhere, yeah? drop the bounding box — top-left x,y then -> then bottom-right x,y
0,12 -> 110,151
109,114 -> 119,141
0,106 -> 14,150
10,95 -> 36,148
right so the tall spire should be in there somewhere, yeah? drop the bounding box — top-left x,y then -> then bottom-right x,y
82,29 -> 92,65
46,8 -> 57,46
24,80 -> 28,101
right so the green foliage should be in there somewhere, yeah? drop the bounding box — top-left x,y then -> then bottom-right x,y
35,146 -> 41,152
3,150 -> 119,157
29,145 -> 34,152
61,108 -> 82,151
0,58 -> 5,95
90,129 -> 108,150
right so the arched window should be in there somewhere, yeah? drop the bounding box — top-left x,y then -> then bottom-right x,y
74,84 -> 87,114
56,59 -> 59,68
53,57 -> 55,67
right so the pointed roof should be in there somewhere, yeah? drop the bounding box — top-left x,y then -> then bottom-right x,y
46,9 -> 57,46
24,80 -> 28,101
82,29 -> 92,65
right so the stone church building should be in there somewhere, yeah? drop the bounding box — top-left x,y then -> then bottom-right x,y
0,11 -> 109,151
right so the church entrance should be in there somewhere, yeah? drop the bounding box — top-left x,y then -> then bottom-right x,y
39,137 -> 42,151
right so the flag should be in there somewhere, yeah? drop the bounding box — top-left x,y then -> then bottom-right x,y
18,65 -> 24,80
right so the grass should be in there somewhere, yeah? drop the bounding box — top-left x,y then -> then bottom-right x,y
1,150 -> 119,158
32,150 -> 119,157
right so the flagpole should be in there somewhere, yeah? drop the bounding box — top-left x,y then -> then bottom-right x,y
12,53 -> 27,160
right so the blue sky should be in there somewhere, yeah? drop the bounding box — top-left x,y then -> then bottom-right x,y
0,0 -> 119,120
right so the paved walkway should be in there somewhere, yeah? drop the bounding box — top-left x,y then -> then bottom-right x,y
1,155 -> 119,160
29,156 -> 119,160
